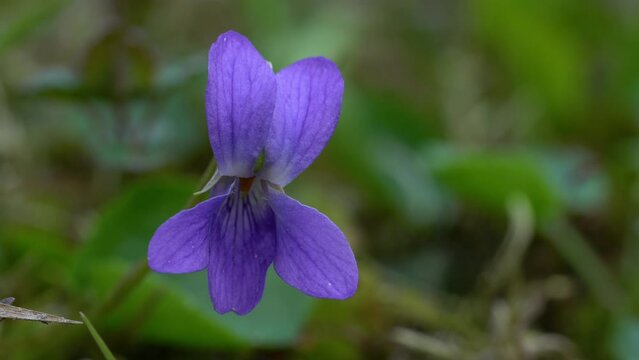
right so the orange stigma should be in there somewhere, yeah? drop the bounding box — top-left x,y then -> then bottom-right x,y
239,177 -> 255,192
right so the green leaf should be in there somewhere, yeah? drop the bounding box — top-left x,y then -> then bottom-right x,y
433,151 -> 561,218
160,269 -> 315,346
78,176 -> 197,266
86,261 -> 242,350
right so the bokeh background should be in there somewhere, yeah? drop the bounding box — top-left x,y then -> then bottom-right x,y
1,0 -> 639,359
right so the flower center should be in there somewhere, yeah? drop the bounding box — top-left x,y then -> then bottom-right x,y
239,177 -> 255,193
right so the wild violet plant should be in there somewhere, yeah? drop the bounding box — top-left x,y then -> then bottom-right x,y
148,31 -> 358,315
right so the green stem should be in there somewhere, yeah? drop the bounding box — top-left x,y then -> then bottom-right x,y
94,259 -> 149,317
540,217 -> 627,313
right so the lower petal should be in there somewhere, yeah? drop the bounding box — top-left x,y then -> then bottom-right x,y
148,194 -> 227,274
208,185 -> 276,315
269,191 -> 358,299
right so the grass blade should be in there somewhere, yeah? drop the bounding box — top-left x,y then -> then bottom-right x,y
79,312 -> 116,360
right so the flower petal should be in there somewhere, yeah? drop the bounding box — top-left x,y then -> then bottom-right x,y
208,183 -> 276,314
206,31 -> 276,177
269,191 -> 357,299
148,194 -> 227,274
261,57 -> 344,186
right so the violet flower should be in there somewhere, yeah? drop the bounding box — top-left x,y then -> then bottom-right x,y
148,31 -> 358,315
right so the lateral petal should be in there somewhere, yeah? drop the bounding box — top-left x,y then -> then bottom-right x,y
148,194 -> 226,274
269,191 -> 358,299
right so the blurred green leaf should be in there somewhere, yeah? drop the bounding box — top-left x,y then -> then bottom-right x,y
328,89 -> 445,220
78,176 -> 196,265
87,261 -> 242,349
611,317 -> 639,360
241,0 -> 293,37
0,224 -> 70,262
86,96 -> 205,172
433,151 -> 561,218
471,0 -> 586,115
371,140 -> 451,224
252,1 -> 361,67
160,269 -> 315,346
155,53 -> 207,92
0,225 -> 72,289
0,0 -> 70,54
82,26 -> 155,98
533,148 -> 609,213
21,68 -> 84,100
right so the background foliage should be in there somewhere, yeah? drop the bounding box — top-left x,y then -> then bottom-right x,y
1,0 -> 639,359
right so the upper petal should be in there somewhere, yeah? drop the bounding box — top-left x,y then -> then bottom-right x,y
260,57 -> 344,186
269,191 -> 358,299
206,31 -> 276,177
208,181 -> 276,315
148,193 -> 227,274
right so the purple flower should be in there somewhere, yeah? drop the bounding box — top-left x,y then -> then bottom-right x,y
147,31 -> 358,315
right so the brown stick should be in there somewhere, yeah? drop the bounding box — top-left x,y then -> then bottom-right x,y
0,299 -> 82,325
